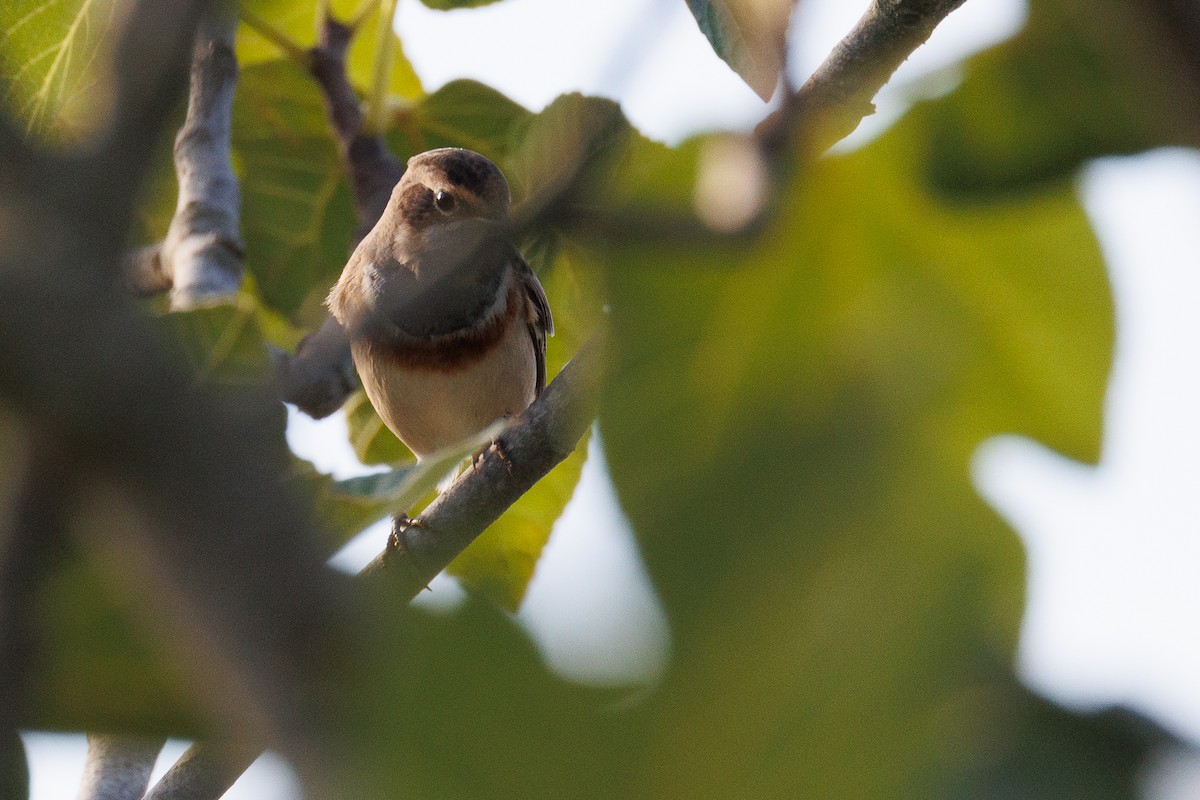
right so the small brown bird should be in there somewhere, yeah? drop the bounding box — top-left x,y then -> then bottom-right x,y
327,148 -> 553,459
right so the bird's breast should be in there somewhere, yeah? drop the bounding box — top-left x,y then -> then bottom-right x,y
350,280 -> 536,457
363,275 -> 519,371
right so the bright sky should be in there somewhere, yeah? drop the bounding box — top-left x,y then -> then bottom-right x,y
25,1 -> 1200,798
977,149 -> 1200,740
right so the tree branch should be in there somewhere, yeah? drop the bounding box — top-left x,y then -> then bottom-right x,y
76,736 -> 163,800
272,315 -> 359,420
126,7 -> 246,309
361,336 -> 603,597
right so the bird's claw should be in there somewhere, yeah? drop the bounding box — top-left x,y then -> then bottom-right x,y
470,438 -> 513,474
489,439 -> 513,474
387,512 -> 417,553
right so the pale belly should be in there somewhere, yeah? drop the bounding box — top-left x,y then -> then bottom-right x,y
353,321 -> 537,459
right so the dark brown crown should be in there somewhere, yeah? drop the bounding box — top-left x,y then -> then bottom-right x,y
404,148 -> 511,219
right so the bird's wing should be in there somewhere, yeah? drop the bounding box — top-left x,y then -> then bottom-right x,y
514,249 -> 554,396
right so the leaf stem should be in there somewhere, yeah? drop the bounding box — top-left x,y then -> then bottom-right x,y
365,0 -> 399,134
239,9 -> 311,68
351,0 -> 384,29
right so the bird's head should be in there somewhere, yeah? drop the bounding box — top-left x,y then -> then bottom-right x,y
391,148 -> 512,234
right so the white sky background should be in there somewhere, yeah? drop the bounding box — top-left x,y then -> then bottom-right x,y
23,0 -> 1200,797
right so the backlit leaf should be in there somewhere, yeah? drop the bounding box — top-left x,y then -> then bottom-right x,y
0,0 -> 126,141
684,0 -> 794,101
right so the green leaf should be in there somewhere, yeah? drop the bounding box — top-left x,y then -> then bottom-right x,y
684,0 -> 793,101
924,0 -> 1200,194
597,106 -> 1121,796
449,433 -> 589,611
505,93 -> 629,207
0,0 -> 126,141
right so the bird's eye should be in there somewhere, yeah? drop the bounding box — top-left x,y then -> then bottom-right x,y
434,190 -> 456,213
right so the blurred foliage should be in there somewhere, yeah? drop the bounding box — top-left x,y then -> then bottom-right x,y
596,102 -> 1115,796
25,545 -> 199,734
924,0 -> 1200,194
940,699 -> 1163,800
3,0 -> 1195,798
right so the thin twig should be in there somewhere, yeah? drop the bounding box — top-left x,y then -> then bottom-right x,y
757,0 -> 969,156
308,15 -> 404,236
349,0 -> 385,30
